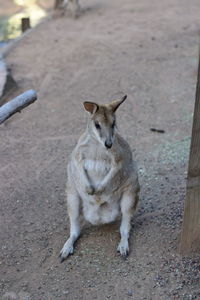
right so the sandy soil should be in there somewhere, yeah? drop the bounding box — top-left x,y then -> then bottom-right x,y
1,0 -> 200,299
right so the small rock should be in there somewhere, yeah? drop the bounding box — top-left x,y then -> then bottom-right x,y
63,290 -> 69,295
127,290 -> 133,296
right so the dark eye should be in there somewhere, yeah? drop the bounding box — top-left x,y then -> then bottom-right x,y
95,122 -> 101,129
111,121 -> 116,129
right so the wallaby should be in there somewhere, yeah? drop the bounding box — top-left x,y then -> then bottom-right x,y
59,95 -> 140,262
61,0 -> 80,18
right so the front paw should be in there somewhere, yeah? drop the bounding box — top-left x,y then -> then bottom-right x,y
95,184 -> 105,195
86,185 -> 95,195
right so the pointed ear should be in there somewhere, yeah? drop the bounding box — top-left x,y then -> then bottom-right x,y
110,95 -> 127,112
83,102 -> 99,114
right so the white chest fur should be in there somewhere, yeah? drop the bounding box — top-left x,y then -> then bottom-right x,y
84,159 -> 110,176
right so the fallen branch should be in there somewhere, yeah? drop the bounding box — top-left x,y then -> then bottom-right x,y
0,89 -> 37,124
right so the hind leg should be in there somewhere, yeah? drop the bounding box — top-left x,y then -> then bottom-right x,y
59,189 -> 81,262
117,189 -> 139,257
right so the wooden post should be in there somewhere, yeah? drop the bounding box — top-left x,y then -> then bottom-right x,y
180,51 -> 200,254
21,18 -> 31,33
0,90 -> 37,124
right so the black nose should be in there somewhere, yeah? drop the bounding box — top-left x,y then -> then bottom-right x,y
105,141 -> 112,149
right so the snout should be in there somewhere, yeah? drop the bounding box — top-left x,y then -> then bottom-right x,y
105,140 -> 112,149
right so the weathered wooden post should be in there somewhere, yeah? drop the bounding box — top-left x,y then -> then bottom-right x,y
180,51 -> 200,254
0,90 -> 37,124
21,17 -> 31,33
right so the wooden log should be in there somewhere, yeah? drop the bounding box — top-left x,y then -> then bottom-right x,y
180,51 -> 200,254
0,90 -> 37,124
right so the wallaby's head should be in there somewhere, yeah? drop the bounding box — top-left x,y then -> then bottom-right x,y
83,95 -> 127,149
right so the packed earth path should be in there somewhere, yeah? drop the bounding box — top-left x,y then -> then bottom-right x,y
1,0 -> 200,299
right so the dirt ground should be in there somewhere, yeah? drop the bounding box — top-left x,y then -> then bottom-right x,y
1,0 -> 200,299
